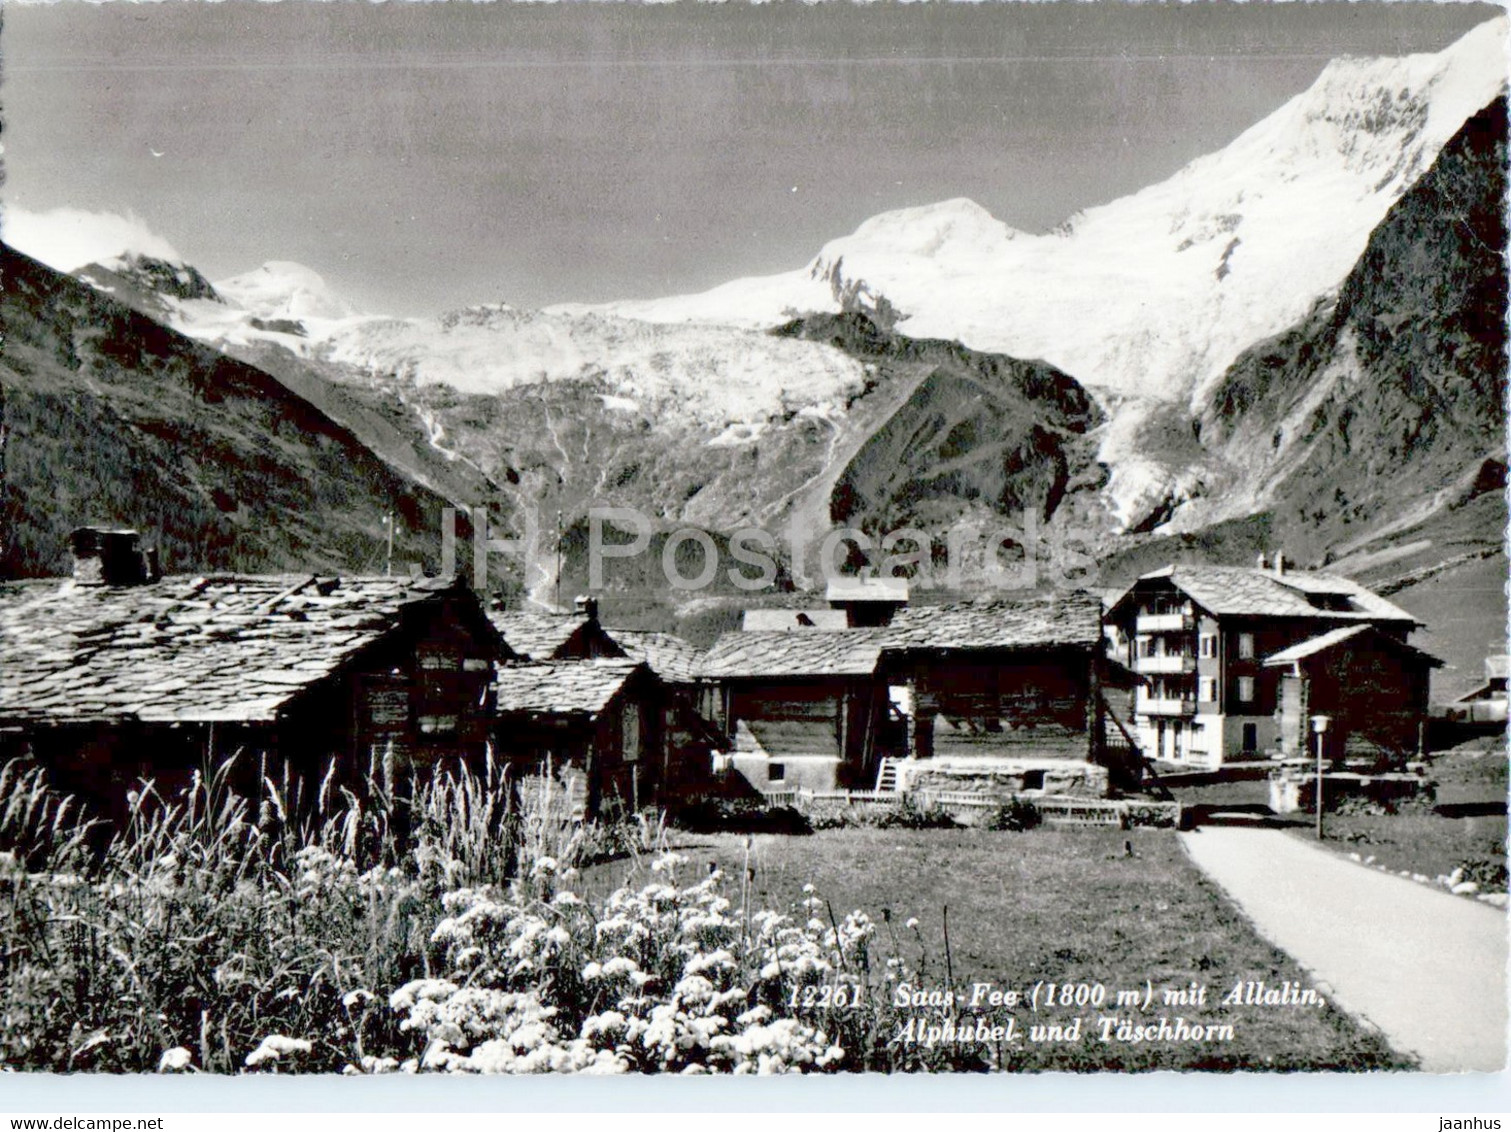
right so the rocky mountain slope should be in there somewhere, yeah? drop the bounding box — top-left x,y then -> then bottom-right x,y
1184,95 -> 1508,561
0,243 -> 454,580
773,313 -> 1105,539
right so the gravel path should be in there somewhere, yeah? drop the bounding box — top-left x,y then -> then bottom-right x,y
1180,825 -> 1508,1072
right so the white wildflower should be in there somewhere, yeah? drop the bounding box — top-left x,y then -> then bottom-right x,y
245,1035 -> 313,1068
157,1047 -> 193,1073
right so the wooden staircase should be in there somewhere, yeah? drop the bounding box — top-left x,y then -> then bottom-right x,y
1100,695 -> 1175,801
874,756 -> 906,794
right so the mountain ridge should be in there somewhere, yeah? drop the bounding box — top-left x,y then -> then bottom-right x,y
0,242 -> 456,581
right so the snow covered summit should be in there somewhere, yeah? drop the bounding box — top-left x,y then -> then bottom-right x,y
558,16 -> 1507,415
214,261 -> 358,322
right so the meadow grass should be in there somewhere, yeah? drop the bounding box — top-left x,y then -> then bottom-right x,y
582,827 -> 1414,1071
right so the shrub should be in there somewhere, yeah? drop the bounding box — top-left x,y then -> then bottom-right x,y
1121,801 -> 1181,829
668,799 -> 811,835
984,796 -> 1042,832
870,797 -> 958,830
800,797 -> 956,832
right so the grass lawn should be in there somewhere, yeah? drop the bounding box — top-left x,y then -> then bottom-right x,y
1170,746 -> 1506,894
582,827 -> 1410,1071
1309,811 -> 1507,892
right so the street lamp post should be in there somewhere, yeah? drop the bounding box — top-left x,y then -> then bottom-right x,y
1312,715 -> 1331,841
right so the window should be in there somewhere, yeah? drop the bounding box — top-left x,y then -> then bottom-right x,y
462,657 -> 491,672
1021,770 -> 1046,791
1237,632 -> 1255,660
1200,635 -> 1217,658
417,714 -> 458,737
768,762 -> 786,782
1242,723 -> 1259,752
1202,678 -> 1219,702
1236,676 -> 1255,703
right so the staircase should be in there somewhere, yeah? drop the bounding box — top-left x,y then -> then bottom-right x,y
1100,695 -> 1175,801
874,756 -> 909,794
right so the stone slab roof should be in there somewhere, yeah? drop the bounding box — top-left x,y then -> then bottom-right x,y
605,629 -> 703,683
700,591 -> 1105,679
883,591 -> 1104,651
493,659 -> 643,718
699,630 -> 885,679
488,611 -> 590,660
1113,565 -> 1416,623
1264,624 -> 1443,667
0,574 -> 471,726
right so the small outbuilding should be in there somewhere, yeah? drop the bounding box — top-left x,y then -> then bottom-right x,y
492,659 -> 661,818
1264,624 -> 1442,764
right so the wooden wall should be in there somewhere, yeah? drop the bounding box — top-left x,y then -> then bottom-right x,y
724,677 -> 886,791
1290,644 -> 1432,764
900,648 -> 1092,761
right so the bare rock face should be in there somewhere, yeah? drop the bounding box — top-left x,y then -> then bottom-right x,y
1189,95 -> 1508,557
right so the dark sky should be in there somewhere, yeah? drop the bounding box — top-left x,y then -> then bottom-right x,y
3,1 -> 1501,316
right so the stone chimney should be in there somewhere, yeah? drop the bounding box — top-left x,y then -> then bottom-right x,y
1256,552 -> 1269,571
1273,550 -> 1286,577
573,594 -> 600,622
70,527 -> 161,587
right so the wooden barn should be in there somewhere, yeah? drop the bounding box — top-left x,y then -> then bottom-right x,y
492,659 -> 662,818
878,592 -> 1143,794
696,630 -> 893,794
0,532 -> 508,823
604,629 -> 728,800
1265,625 -> 1441,765
697,590 -> 1143,797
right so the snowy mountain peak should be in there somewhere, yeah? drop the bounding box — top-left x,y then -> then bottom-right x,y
811,198 -> 1019,271
214,261 -> 358,322
543,16 -> 1505,527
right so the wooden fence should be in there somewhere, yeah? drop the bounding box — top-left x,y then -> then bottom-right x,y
757,787 -> 1180,829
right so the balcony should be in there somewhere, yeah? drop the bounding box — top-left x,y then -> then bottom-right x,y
1137,694 -> 1197,717
1136,654 -> 1197,675
1136,612 -> 1195,633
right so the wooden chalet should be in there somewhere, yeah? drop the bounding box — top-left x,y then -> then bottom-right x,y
697,590 -> 1143,797
0,531 -> 507,823
492,659 -> 661,818
1265,625 -> 1441,764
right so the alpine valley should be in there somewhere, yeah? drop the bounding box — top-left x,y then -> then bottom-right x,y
2,18 -> 1505,692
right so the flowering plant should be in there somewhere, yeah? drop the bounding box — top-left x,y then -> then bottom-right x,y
389,852 -> 892,1074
